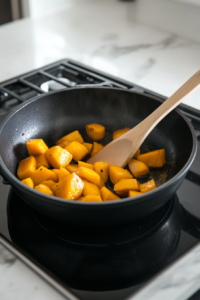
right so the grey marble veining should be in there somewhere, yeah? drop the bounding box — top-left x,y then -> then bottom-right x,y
92,35 -> 187,60
1,0 -> 199,108
127,243 -> 200,300
0,0 -> 200,299
0,242 -> 78,300
0,244 -> 16,267
0,2 -> 199,106
135,58 -> 156,79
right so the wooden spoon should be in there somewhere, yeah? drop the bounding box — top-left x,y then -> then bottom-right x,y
87,70 -> 200,167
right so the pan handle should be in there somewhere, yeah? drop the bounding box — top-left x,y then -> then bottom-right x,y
0,166 -> 10,185
2,178 -> 10,185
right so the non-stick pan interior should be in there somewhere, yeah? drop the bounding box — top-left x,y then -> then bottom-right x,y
0,87 -> 194,188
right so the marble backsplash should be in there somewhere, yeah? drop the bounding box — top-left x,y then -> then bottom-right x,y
130,0 -> 200,43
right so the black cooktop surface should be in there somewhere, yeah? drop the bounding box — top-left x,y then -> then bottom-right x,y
1,59 -> 200,300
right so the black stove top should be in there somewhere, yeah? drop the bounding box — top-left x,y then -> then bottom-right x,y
1,59 -> 200,300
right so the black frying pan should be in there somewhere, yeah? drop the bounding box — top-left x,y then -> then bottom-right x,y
0,87 -> 197,227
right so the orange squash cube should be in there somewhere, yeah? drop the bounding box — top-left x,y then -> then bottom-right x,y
17,156 -> 37,180
78,195 -> 102,202
114,179 -> 139,195
99,177 -> 105,189
26,139 -> 48,156
51,183 -> 58,195
76,167 -> 100,186
51,169 -> 59,181
133,149 -> 140,158
54,173 -> 84,200
57,140 -> 71,148
40,180 -> 56,189
59,167 -> 70,181
66,164 -> 79,173
35,184 -> 54,196
94,161 -> 109,183
128,191 -> 142,197
77,196 -> 85,201
45,146 -> 72,169
108,165 -> 133,184
83,143 -> 93,153
86,123 -> 105,141
82,180 -> 101,196
78,161 -> 94,170
35,154 -> 50,169
91,142 -> 104,157
128,159 -> 149,178
137,149 -> 166,168
113,128 -> 130,140
56,130 -> 84,145
21,178 -> 34,188
100,187 -> 120,201
139,179 -> 156,193
65,141 -> 89,162
30,166 -> 57,186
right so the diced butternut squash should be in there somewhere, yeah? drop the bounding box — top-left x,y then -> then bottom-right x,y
65,142 -> 89,162
30,166 -> 57,186
78,195 -> 102,202
82,180 -> 101,196
108,165 -> 133,184
17,156 -> 37,180
78,161 -> 94,170
100,187 -> 120,201
128,190 -> 142,197
51,183 -> 58,195
98,177 -> 105,189
26,139 -> 48,156
114,179 -> 139,195
45,146 -> 72,169
83,143 -> 93,153
40,180 -> 56,189
94,161 -> 109,183
91,142 -> 104,157
21,178 -> 34,188
77,196 -> 85,201
35,154 -> 50,169
59,167 -> 70,181
57,140 -> 71,148
137,149 -> 166,168
133,149 -> 140,158
56,130 -> 84,145
17,124 -> 166,200
66,164 -> 79,173
86,123 -> 105,141
113,128 -> 130,140
76,167 -> 100,186
54,173 -> 84,200
35,184 -> 54,196
128,159 -> 149,178
51,169 -> 59,182
139,179 -> 156,193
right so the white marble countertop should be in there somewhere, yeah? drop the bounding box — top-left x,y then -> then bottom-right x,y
1,0 -> 200,109
0,236 -> 79,300
1,0 -> 200,299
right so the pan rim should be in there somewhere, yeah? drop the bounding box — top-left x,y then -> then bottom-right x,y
0,87 -> 197,207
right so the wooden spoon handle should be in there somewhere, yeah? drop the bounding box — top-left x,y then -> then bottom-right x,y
88,70 -> 200,168
126,69 -> 200,141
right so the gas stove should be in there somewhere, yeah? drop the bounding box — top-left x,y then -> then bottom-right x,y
1,59 -> 200,300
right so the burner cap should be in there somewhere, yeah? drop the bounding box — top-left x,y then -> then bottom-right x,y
40,77 -> 76,92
